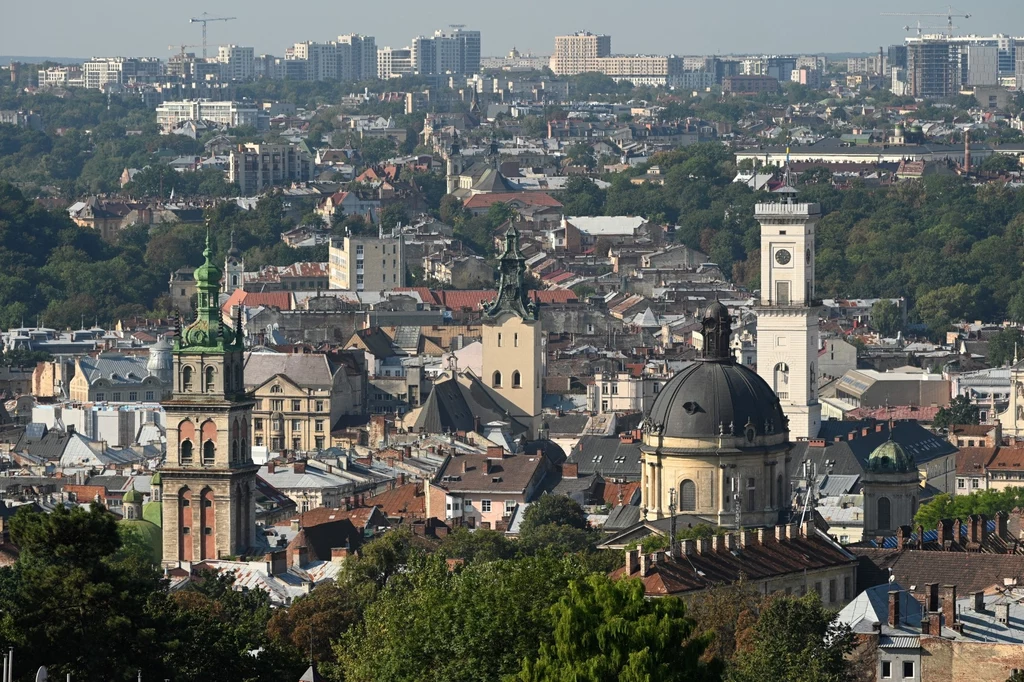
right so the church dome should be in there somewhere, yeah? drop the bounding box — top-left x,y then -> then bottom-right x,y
645,300 -> 786,441
866,438 -> 914,473
123,487 -> 142,504
647,361 -> 786,440
118,519 -> 162,563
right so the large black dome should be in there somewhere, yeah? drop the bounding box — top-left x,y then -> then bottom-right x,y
647,360 -> 786,440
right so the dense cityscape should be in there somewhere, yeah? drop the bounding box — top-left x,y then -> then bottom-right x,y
4,9 -> 1024,682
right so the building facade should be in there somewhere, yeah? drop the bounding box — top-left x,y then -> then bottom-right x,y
328,234 -> 406,291
550,32 -> 612,75
217,45 -> 255,82
228,143 -> 315,196
160,236 -> 258,564
155,100 -> 260,133
754,198 -> 822,440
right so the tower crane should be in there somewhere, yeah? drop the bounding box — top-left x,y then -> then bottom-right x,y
880,5 -> 971,37
189,13 -> 237,58
168,44 -> 201,60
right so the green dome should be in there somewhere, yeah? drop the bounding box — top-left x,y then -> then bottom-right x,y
123,487 -> 143,504
118,519 -> 163,563
193,243 -> 223,287
150,471 -> 162,486
867,438 -> 915,473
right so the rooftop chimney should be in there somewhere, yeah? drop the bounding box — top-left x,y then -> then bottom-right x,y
888,590 -> 901,627
626,548 -> 639,574
639,553 -> 651,577
681,539 -> 695,556
997,511 -> 1009,541
775,524 -> 788,542
941,585 -> 957,626
973,591 -> 986,613
293,460 -> 306,475
926,583 -> 939,612
266,461 -> 276,474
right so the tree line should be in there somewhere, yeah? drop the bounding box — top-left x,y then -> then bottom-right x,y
0,496 -> 857,682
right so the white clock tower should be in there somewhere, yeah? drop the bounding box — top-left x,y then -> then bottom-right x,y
754,196 -> 822,440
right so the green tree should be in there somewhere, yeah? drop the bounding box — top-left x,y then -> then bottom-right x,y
871,299 -> 901,337
987,327 -> 1022,367
728,593 -> 855,682
933,395 -> 981,429
437,527 -> 517,563
519,494 -> 589,534
516,574 -> 718,682
915,284 -> 976,336
914,488 -> 1024,528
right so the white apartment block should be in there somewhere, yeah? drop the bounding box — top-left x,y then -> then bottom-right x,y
337,34 -> 378,81
966,44 -> 999,85
155,99 -> 259,132
217,45 -> 255,81
38,66 -> 83,88
550,32 -> 612,75
377,47 -> 414,79
228,143 -> 315,196
291,42 -> 338,81
329,235 -> 405,291
588,371 -> 667,414
82,57 -> 163,90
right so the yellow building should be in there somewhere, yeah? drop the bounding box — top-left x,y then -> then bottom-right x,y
480,227 -> 543,438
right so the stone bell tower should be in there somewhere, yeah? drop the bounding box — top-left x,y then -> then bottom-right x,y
160,231 -> 257,564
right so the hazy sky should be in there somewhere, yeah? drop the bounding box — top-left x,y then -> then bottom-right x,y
3,0 -> 1023,59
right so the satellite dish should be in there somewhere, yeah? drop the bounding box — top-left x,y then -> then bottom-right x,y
35,666 -> 48,682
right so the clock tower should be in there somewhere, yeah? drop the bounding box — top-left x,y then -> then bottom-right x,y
754,196 -> 822,440
160,232 -> 257,564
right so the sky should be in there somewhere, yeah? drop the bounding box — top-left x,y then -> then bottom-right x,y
3,0 -> 1024,59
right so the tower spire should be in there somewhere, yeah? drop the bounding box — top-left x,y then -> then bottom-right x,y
483,226 -> 537,320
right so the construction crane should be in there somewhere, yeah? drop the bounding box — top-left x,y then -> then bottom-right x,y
880,5 -> 971,37
168,44 -> 201,60
189,13 -> 237,58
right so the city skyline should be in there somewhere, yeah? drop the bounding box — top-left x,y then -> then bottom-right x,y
4,0 -> 1024,60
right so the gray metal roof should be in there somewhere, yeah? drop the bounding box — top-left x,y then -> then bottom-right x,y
244,353 -> 335,390
568,436 -> 642,481
818,473 -> 860,497
79,354 -> 155,385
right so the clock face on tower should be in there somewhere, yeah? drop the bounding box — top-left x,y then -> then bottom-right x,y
775,249 -> 792,265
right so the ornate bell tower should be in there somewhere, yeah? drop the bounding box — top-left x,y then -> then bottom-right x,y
160,232 -> 257,564
223,230 -> 244,294
445,131 -> 464,196
481,226 -> 543,437
754,196 -> 822,440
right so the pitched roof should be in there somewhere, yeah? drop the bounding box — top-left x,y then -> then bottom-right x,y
277,506 -> 383,530
567,435 -> 643,481
365,482 -> 426,519
434,451 -> 546,494
956,446 -> 998,475
463,192 -> 562,209
78,354 -> 154,384
244,352 -> 336,390
413,374 -> 529,436
849,548 -> 1024,595
611,527 -> 856,596
346,328 -> 397,359
393,288 -> 577,310
222,289 -> 294,313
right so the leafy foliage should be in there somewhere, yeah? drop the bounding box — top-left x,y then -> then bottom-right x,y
914,488 -> 1024,528
933,395 -> 981,429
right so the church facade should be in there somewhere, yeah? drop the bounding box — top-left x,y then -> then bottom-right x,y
160,234 -> 258,564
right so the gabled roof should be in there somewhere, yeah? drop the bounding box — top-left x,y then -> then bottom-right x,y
850,547 -> 1024,595
412,374 -> 529,436
221,289 -> 293,313
463,192 -> 562,209
244,353 -> 336,391
567,435 -> 642,480
346,328 -> 397,359
78,354 -> 154,385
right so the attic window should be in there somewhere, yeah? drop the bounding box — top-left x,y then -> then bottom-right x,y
491,476 -> 502,483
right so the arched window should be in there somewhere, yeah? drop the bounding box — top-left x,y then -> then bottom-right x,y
512,370 -> 522,388
877,497 -> 891,531
126,505 -> 135,520
182,366 -> 194,392
270,384 -> 283,394
232,440 -> 239,463
203,440 -> 216,465
205,366 -> 216,393
241,439 -> 247,462
492,371 -> 502,388
232,275 -> 238,286
180,439 -> 193,464
773,363 -> 790,398
679,479 -> 697,511
809,363 -> 816,394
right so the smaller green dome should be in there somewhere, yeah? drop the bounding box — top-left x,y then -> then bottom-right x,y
123,487 -> 143,504
867,438 -> 915,473
193,244 -> 223,287
118,519 -> 163,563
150,471 -> 162,486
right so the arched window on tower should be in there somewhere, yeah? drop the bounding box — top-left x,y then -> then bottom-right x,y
679,479 -> 696,511
203,440 -> 216,465
773,363 -> 790,399
232,275 -> 238,286
877,497 -> 891,531
182,366 -> 194,392
512,371 -> 522,388
180,440 -> 193,464
492,371 -> 502,388
809,363 -> 816,395
205,366 -> 216,393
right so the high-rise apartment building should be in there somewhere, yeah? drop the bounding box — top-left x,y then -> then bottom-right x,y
228,143 -> 315,196
906,39 -> 955,98
966,44 -> 999,85
329,235 -> 405,291
337,34 -> 378,81
82,57 -> 163,90
411,28 -> 481,76
378,47 -> 414,79
291,42 -> 338,81
550,32 -> 612,75
217,45 -> 255,81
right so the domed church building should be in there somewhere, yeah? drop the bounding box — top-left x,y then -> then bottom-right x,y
639,301 -> 792,527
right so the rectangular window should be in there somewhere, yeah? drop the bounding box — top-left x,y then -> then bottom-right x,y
957,478 -> 966,489
356,245 -> 363,255
291,400 -> 302,412
302,501 -> 310,512
291,419 -> 302,431
829,579 -> 836,603
315,420 -> 324,432
775,280 -> 790,306
128,392 -> 138,401
145,391 -> 154,401
514,333 -> 518,347
505,500 -> 516,515
315,436 -> 325,449
96,393 -> 105,401
112,392 -> 122,402
602,384 -> 608,395
481,500 -> 492,512
182,527 -> 190,535
972,479 -> 980,489
255,436 -> 264,446
497,333 -> 502,347
881,662 -> 892,679
315,400 -> 325,412
611,384 -> 618,395
255,399 -> 263,410
902,661 -> 913,678
254,418 -> 263,430
747,478 -> 756,512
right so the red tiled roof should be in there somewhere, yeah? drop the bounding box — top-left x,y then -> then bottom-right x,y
463,192 -> 563,209
221,290 -> 293,313
987,446 -> 1024,470
274,506 -> 377,529
599,480 -> 640,506
365,482 -> 425,519
957,447 -> 998,475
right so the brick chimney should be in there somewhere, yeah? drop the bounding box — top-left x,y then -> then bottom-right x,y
888,590 -> 901,627
562,462 -> 579,479
403,445 -> 411,461
997,511 -> 1009,541
639,553 -> 651,577
331,547 -> 349,563
681,539 -> 695,556
626,548 -> 640,574
896,525 -> 913,551
266,461 -> 276,474
486,446 -> 504,459
937,520 -> 952,547
926,583 -> 939,612
293,460 -> 306,475
740,530 -> 757,548
952,518 -> 963,546
697,537 -> 711,554
980,514 -> 990,545
968,514 -> 981,544
915,525 -> 925,549
725,533 -> 737,551
941,585 -> 957,626
775,524 -> 788,542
